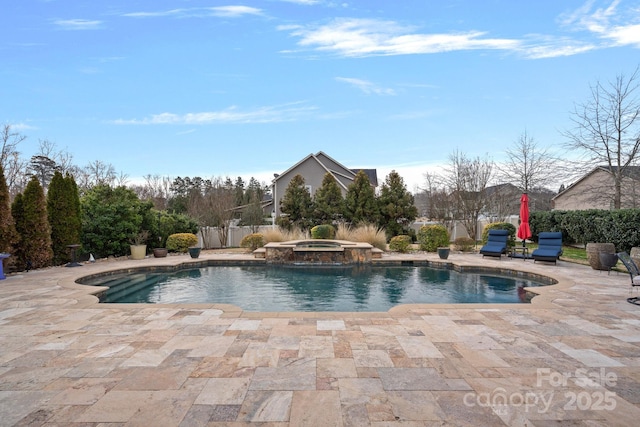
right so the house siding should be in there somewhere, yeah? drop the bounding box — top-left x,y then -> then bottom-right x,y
553,168 -> 640,210
270,152 -> 376,217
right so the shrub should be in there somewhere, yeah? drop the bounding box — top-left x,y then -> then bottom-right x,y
481,222 -> 516,249
453,236 -> 475,252
417,224 -> 450,252
166,233 -> 198,253
240,233 -> 265,251
311,224 -> 336,239
389,235 -> 412,253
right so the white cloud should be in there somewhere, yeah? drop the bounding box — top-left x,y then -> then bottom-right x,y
209,6 -> 263,17
604,23 -> 640,46
279,0 -> 322,4
54,19 -> 102,30
114,103 -> 317,125
8,122 -> 35,131
282,18 -> 520,57
123,6 -> 262,19
519,37 -> 596,59
559,0 -> 640,47
335,77 -> 396,95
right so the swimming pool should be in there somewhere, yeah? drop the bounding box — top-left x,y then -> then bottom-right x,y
80,264 -> 550,311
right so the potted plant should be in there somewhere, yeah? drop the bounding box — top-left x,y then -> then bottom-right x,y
129,230 -> 149,260
153,236 -> 168,258
188,246 -> 201,259
437,246 -> 450,259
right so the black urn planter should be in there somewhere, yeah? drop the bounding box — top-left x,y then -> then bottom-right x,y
437,247 -> 450,260
188,247 -> 201,259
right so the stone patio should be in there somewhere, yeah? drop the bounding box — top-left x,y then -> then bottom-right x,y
0,250 -> 639,426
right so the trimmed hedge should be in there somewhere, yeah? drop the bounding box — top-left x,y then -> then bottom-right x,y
240,233 -> 265,251
453,236 -> 475,252
166,233 -> 198,253
389,235 -> 412,253
417,224 -> 449,252
311,224 -> 336,239
530,209 -> 640,252
481,222 -> 516,249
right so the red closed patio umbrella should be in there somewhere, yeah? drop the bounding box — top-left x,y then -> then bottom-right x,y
517,193 -> 531,246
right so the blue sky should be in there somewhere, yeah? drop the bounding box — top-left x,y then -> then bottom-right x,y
3,0 -> 640,192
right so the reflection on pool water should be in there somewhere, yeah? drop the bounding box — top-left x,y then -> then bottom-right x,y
80,265 -> 549,312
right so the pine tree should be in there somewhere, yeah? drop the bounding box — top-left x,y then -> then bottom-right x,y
377,170 -> 418,239
312,173 -> 344,224
345,170 -> 378,225
13,177 -> 53,269
0,165 -> 18,255
10,193 -> 25,269
279,174 -> 313,230
47,171 -> 81,265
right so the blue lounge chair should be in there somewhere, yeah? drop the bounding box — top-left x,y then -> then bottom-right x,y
479,229 -> 509,258
531,232 -> 563,264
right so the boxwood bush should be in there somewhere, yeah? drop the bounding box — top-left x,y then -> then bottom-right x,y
240,233 -> 265,251
417,224 -> 450,252
453,236 -> 475,252
166,233 -> 198,253
481,222 -> 516,249
311,224 -> 336,239
389,235 -> 412,253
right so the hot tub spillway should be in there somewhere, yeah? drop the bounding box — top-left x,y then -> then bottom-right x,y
264,239 -> 374,265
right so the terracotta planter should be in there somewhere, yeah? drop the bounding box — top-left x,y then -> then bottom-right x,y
586,242 -> 615,270
153,248 -> 168,258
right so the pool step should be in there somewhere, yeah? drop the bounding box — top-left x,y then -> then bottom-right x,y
103,274 -> 164,302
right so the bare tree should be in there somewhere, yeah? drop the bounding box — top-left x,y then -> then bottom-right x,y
497,130 -> 561,193
444,150 -> 493,240
82,160 -> 117,188
422,171 -> 453,228
563,67 -> 640,209
187,176 -> 236,248
1,124 -> 28,195
36,139 -> 74,175
132,174 -> 172,209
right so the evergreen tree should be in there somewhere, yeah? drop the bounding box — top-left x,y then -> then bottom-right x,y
10,193 -> 25,268
246,177 -> 266,204
81,185 -> 147,258
377,170 -> 418,239
345,170 -> 378,225
234,176 -> 245,206
0,165 -> 18,255
312,173 -> 345,224
279,174 -> 313,230
47,171 -> 81,265
14,176 -> 53,269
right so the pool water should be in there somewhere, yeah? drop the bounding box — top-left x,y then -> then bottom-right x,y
81,265 -> 546,311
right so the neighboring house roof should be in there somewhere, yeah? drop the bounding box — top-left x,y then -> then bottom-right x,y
552,165 -> 640,201
271,151 -> 377,190
267,151 -> 378,216
351,169 -> 378,187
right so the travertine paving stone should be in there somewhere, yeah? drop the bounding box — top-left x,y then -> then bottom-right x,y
0,250 -> 639,426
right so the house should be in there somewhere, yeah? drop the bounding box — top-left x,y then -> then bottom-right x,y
268,151 -> 377,217
553,166 -> 640,210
